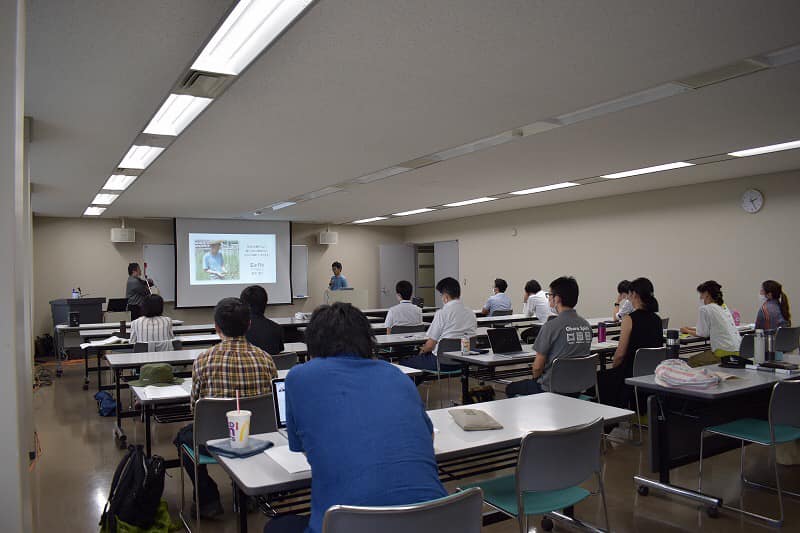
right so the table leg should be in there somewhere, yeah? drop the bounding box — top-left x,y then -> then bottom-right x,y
83,349 -> 90,390
97,351 -> 103,392
237,487 -> 248,533
112,367 -> 127,449
460,363 -> 471,405
144,406 -> 152,457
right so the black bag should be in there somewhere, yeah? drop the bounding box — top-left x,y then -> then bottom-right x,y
100,445 -> 166,531
467,385 -> 496,404
34,334 -> 55,360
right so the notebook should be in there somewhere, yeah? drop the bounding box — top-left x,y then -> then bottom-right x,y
265,445 -> 311,474
449,408 -> 503,431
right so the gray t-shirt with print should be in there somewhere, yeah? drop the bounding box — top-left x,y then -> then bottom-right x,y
533,309 -> 593,391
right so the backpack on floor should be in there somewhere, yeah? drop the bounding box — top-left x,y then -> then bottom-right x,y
100,445 -> 166,532
94,391 -> 117,416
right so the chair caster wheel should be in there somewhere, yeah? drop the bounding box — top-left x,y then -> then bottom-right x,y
541,517 -> 554,531
637,485 -> 649,496
706,506 -> 719,518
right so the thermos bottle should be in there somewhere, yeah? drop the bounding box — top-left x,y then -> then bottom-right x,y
666,329 -> 680,358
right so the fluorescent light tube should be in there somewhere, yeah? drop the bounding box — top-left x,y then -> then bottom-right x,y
600,162 -> 693,180
392,208 -> 435,217
728,139 -> 800,158
83,206 -> 106,216
102,174 -> 137,191
432,131 -> 521,162
143,94 -> 213,136
271,201 -> 296,210
92,193 -> 119,205
119,145 -> 165,170
353,217 -> 388,224
191,0 -> 314,75
510,182 -> 579,195
555,83 -> 689,126
443,197 -> 497,207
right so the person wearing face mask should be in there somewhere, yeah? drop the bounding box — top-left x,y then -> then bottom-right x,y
597,278 -> 663,409
505,276 -> 592,397
756,279 -> 791,330
681,280 -> 741,367
612,280 -> 634,321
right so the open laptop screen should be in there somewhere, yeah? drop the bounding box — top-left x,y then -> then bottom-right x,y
271,378 -> 287,429
487,328 -> 523,354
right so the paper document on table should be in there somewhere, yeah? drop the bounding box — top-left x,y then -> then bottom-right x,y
80,336 -> 126,349
143,385 -> 190,400
265,445 -> 311,473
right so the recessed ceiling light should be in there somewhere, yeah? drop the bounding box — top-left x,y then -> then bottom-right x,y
392,208 -> 435,217
92,193 -> 119,205
102,174 -> 137,191
600,162 -> 694,180
119,145 -> 165,170
143,94 -> 213,136
443,197 -> 497,207
271,201 -> 296,210
353,217 -> 388,224
510,182 -> 579,195
191,0 -> 314,75
728,139 -> 800,158
83,206 -> 106,216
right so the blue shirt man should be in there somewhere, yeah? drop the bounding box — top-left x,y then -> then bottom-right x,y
202,241 -> 225,278
481,278 -> 513,316
285,355 -> 446,533
328,261 -> 348,290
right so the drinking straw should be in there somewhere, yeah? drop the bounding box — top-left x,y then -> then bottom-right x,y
236,390 -> 240,413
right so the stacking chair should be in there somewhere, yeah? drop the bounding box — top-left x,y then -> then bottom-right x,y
631,347 -> 667,443
698,380 -> 800,526
423,338 -> 466,408
178,394 -> 275,532
386,324 -> 429,359
775,326 -> 800,355
461,417 -> 609,532
490,309 -> 513,317
389,324 -> 428,334
322,488 -> 483,533
550,354 -> 600,402
661,317 -> 670,329
133,339 -> 182,352
739,334 -> 755,358
272,352 -> 298,371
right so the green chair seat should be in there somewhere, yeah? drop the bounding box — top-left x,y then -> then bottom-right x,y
181,443 -> 217,465
422,369 -> 462,376
705,418 -> 800,445
462,474 -> 590,516
578,394 -> 594,402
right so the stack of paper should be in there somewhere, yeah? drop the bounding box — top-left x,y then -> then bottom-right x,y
265,445 -> 311,473
143,385 -> 190,400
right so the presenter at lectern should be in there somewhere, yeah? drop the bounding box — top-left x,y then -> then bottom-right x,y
126,262 -> 150,320
329,261 -> 349,290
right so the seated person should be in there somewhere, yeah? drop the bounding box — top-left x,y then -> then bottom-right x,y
402,277 -> 477,371
522,279 -> 552,321
128,294 -> 174,345
240,285 -> 285,355
681,280 -> 741,367
481,278 -> 512,316
505,276 -> 592,397
612,280 -> 634,321
598,278 -> 663,409
328,261 -> 348,290
385,280 -> 424,333
265,303 -> 447,533
174,298 -> 278,519
756,279 -> 791,330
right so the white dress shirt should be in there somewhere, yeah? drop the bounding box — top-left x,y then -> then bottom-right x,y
523,291 -> 553,321
384,300 -> 424,330
425,299 -> 478,355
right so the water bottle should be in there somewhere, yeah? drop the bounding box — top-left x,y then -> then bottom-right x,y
666,329 -> 680,358
71,287 -> 79,299
461,334 -> 470,355
732,309 -> 741,327
754,329 -> 765,364
765,329 -> 776,362
597,322 -> 607,343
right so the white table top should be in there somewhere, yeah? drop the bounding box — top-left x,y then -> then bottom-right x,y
58,319 -> 184,332
209,393 -> 632,494
106,343 -> 309,368
373,327 -> 491,347
443,340 -> 618,367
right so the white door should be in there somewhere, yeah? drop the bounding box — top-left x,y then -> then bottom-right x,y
378,244 -> 416,308
433,240 -> 459,307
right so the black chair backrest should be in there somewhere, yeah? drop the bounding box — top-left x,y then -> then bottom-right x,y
273,352 -> 298,371
390,325 -> 428,334
490,309 -> 513,317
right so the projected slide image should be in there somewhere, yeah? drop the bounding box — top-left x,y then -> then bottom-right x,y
189,233 -> 277,285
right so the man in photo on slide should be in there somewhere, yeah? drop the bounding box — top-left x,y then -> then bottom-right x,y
203,241 -> 227,279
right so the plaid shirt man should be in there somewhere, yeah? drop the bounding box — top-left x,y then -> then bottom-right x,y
191,336 -> 278,408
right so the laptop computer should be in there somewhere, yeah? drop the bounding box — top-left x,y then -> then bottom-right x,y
487,328 -> 528,356
271,378 -> 289,438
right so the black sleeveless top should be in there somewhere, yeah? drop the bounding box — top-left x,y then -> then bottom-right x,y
622,309 -> 663,378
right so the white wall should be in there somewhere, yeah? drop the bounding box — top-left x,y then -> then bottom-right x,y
32,218 -> 405,334
0,0 -> 33,530
405,170 -> 800,328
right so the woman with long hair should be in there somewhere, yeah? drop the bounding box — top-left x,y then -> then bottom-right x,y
756,279 -> 791,330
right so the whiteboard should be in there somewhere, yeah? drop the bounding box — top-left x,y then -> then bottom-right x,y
291,245 -> 308,298
143,244 -> 176,302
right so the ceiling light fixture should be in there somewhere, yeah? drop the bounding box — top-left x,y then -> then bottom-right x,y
191,0 -> 314,75
92,193 -> 119,205
119,145 -> 165,170
271,201 -> 296,210
353,216 -> 388,224
352,166 -> 409,184
102,174 -> 138,191
392,208 -> 435,217
728,139 -> 800,158
510,181 -> 579,195
83,206 -> 106,216
600,161 -> 694,180
431,130 -> 522,162
143,94 -> 213,136
554,83 -> 689,126
443,197 -> 497,207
